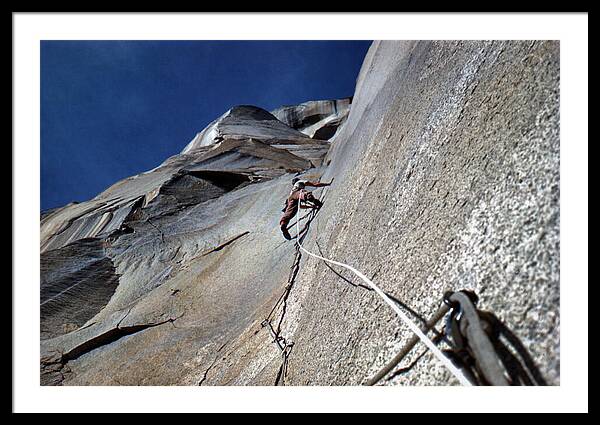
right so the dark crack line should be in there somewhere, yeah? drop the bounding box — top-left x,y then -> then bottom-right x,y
76,321 -> 97,332
217,340 -> 229,353
262,227 -> 306,384
198,357 -> 219,386
274,342 -> 294,386
146,218 -> 165,243
265,249 -> 302,323
169,245 -> 182,262
185,231 -> 251,264
206,231 -> 250,253
275,252 -> 302,336
59,313 -> 185,365
196,339 -> 232,386
261,202 -> 321,385
116,306 -> 135,329
41,307 -> 134,384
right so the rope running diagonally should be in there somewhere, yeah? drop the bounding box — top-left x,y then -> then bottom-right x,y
294,188 -> 473,386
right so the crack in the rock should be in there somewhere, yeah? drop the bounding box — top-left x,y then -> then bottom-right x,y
217,341 -> 229,353
62,314 -> 183,363
76,321 -> 97,332
181,232 -> 251,268
116,306 -> 136,329
42,310 -> 186,386
274,342 -> 294,386
197,340 -> 230,385
206,231 -> 250,254
41,307 -> 184,385
275,250 -> 302,336
97,196 -> 146,246
146,218 -> 165,243
197,357 -> 219,386
168,245 -> 182,263
261,206 -> 320,385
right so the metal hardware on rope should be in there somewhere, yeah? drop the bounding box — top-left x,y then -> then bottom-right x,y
444,290 -> 508,385
275,341 -> 294,386
261,319 -> 285,352
442,290 -> 547,386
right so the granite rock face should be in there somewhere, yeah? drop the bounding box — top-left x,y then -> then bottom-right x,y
40,41 -> 560,386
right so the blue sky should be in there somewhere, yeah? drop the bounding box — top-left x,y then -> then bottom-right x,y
41,40 -> 372,211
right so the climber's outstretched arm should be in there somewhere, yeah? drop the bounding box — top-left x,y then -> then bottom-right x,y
304,180 -> 332,188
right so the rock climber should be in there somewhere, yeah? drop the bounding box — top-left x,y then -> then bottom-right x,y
279,177 -> 331,240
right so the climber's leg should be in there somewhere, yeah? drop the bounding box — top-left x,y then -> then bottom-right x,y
279,210 -> 297,240
280,223 -> 292,240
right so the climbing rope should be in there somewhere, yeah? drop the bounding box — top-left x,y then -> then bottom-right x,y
366,302 -> 451,385
294,191 -> 473,386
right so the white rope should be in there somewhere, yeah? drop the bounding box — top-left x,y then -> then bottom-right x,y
294,193 -> 472,386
